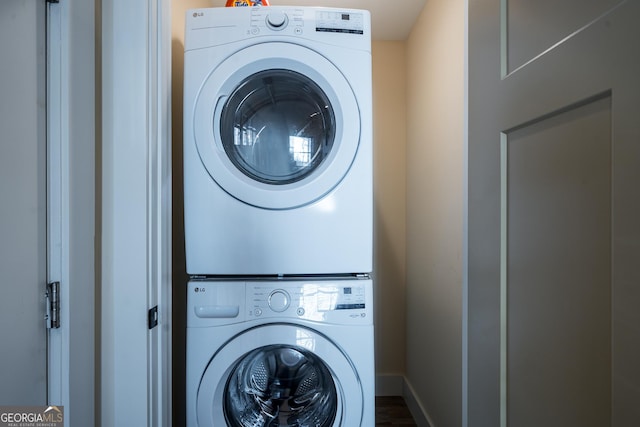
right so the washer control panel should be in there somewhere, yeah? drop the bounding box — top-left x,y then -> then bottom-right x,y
187,280 -> 372,326
248,280 -> 372,324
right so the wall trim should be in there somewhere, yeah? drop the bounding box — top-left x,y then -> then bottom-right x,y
403,378 -> 435,427
376,375 -> 434,427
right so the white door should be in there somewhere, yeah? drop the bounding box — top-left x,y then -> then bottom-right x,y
468,0 -> 640,425
0,0 -> 48,404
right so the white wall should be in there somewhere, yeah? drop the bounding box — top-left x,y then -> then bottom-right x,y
405,0 -> 465,425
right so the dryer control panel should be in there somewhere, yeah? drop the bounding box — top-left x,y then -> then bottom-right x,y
248,7 -> 366,37
315,10 -> 365,35
185,6 -> 371,52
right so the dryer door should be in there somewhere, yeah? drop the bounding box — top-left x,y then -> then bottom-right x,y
192,42 -> 360,210
196,324 -> 364,426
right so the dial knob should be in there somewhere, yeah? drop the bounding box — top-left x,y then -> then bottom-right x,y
268,289 -> 290,312
266,11 -> 287,29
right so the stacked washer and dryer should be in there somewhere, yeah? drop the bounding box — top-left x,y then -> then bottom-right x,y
183,6 -> 374,426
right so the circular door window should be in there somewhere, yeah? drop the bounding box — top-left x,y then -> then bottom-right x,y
192,43 -> 361,209
224,345 -> 337,426
196,324 -> 364,426
220,69 -> 336,186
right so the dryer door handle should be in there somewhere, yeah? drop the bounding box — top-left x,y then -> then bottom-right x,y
195,305 -> 240,318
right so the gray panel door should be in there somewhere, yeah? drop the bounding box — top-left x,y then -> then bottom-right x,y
0,0 -> 47,404
468,0 -> 639,426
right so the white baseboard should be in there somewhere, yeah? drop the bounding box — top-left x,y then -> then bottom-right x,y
376,374 -> 434,427
403,378 -> 434,427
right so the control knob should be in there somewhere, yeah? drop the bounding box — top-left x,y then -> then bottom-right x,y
266,11 -> 288,30
268,289 -> 290,312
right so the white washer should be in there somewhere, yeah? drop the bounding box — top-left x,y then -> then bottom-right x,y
186,279 -> 374,426
183,7 -> 373,275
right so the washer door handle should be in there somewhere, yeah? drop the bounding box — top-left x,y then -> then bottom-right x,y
195,305 -> 239,318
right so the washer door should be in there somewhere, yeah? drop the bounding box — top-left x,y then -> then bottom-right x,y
196,324 -> 364,426
192,42 -> 361,210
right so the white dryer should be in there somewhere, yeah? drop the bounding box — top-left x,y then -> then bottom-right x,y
183,7 -> 372,276
186,279 -> 375,426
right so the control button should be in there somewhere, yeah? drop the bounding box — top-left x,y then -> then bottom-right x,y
268,290 -> 290,312
296,307 -> 305,316
294,26 -> 303,35
266,11 -> 288,30
254,308 -> 262,317
250,26 -> 260,35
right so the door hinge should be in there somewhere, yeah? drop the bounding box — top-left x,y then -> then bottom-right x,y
148,305 -> 158,329
46,281 -> 60,329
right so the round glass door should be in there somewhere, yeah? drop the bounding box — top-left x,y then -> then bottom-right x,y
196,324 -> 364,426
220,69 -> 336,186
224,345 -> 337,426
192,43 -> 361,209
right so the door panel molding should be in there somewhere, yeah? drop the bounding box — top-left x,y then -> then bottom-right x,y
502,0 -> 626,76
500,95 -> 613,426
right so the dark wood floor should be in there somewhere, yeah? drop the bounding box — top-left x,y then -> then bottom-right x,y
375,396 -> 418,426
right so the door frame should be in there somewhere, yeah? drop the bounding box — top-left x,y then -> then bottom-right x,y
101,0 -> 172,426
46,1 -> 95,425
48,0 -> 172,424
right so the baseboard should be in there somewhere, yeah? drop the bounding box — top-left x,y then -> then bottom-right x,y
402,378 -> 435,427
376,374 -> 434,427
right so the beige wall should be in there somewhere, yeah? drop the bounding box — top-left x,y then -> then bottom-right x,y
405,0 -> 464,425
372,41 -> 407,378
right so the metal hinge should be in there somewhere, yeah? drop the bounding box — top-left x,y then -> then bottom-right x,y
148,306 -> 158,329
46,281 -> 60,329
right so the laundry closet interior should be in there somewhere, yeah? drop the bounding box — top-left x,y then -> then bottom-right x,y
171,0 -> 462,425
5,0 -> 634,425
